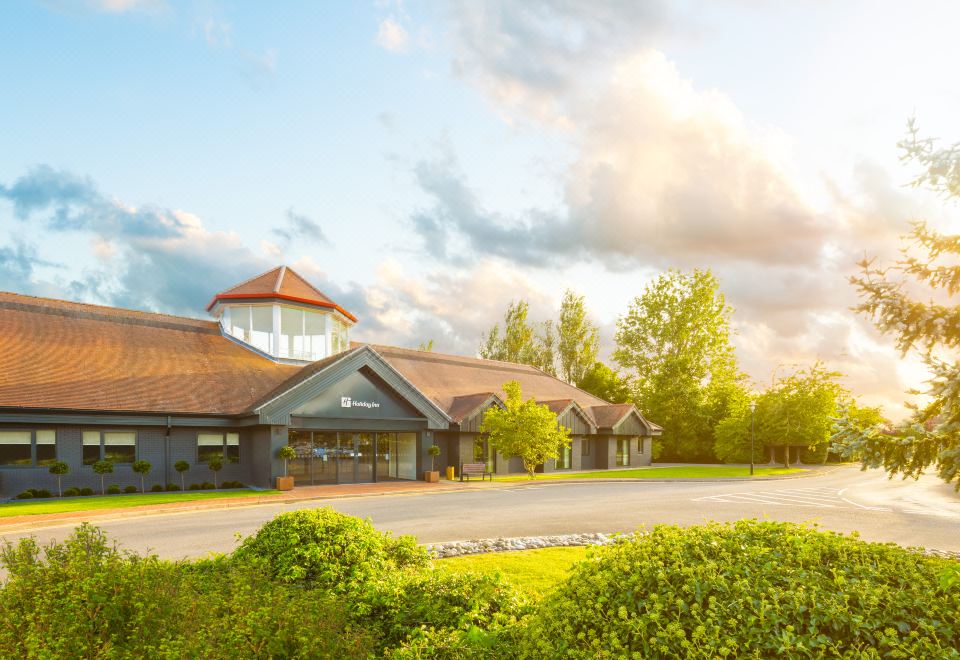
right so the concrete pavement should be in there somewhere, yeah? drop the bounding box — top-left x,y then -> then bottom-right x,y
1,466 -> 957,561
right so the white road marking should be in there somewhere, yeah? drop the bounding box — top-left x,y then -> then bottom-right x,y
693,486 -> 885,510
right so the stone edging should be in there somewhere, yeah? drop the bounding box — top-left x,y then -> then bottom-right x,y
427,533 -> 617,558
427,533 -> 960,561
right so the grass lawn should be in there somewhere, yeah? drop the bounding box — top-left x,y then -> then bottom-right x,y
435,546 -> 589,599
0,490 -> 280,518
495,465 -> 806,482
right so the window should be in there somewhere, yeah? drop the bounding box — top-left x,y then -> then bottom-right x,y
637,437 -> 644,454
83,431 -> 102,465
84,430 -> 137,464
229,305 -> 252,342
0,431 -> 33,466
36,430 -> 57,466
104,432 -> 136,463
581,438 -> 591,456
226,433 -> 240,463
616,438 -> 630,467
198,432 -> 240,463
280,307 -> 327,361
250,306 -> 273,353
305,310 -> 325,360
330,318 -> 349,354
557,443 -> 572,469
473,437 -> 495,472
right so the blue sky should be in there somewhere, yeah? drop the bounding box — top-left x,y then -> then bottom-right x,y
2,0 -> 959,418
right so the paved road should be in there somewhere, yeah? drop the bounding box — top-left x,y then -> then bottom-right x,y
2,466 -> 959,560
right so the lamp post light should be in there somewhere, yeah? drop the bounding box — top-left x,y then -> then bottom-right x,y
749,400 -> 757,476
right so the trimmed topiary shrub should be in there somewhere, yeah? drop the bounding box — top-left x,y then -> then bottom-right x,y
200,482 -> 215,491
31,489 -> 52,499
150,484 -> 164,492
107,485 -> 121,495
165,483 -> 180,491
220,480 -> 245,489
519,520 -> 960,658
79,488 -> 94,496
63,487 -> 80,497
15,491 -> 34,500
233,508 -> 429,589
123,486 -> 138,494
188,484 -> 202,491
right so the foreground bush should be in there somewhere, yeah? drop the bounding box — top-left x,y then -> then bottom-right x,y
520,520 -> 960,658
233,508 -> 429,588
0,524 -> 372,658
358,569 -> 528,652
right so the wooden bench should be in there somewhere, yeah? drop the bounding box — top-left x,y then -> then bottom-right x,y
460,462 -> 493,482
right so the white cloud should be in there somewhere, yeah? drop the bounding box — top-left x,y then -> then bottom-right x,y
376,18 -> 410,53
406,1 -> 950,419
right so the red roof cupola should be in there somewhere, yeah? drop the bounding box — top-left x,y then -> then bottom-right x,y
207,265 -> 356,322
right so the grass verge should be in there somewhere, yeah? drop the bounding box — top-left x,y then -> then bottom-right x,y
0,490 -> 280,517
495,465 -> 806,482
435,546 -> 589,599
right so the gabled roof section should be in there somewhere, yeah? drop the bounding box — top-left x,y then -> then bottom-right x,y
447,392 -> 503,424
360,343 -> 610,417
539,398 -> 597,432
590,403 -> 662,436
252,345 -> 451,429
206,266 -> 357,322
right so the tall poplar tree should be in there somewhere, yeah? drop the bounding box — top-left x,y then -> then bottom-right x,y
557,289 -> 600,384
614,269 -> 745,461
479,300 -> 557,374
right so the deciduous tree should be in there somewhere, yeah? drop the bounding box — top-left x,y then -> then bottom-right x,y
480,380 -> 571,478
614,269 -> 745,461
479,301 -> 557,374
576,361 -> 632,404
716,364 -> 846,466
558,289 -> 600,384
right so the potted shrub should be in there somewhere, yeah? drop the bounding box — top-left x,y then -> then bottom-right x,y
132,459 -> 151,493
423,444 -> 441,483
207,454 -> 223,489
276,445 -> 296,491
48,460 -> 69,498
174,460 -> 189,491
91,460 -> 113,495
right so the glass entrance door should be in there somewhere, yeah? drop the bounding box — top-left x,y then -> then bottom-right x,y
337,433 -> 374,484
288,430 -> 416,484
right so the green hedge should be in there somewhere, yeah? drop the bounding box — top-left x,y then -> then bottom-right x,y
0,524 -> 372,657
519,520 -> 960,658
233,508 -> 429,588
3,515 -> 957,657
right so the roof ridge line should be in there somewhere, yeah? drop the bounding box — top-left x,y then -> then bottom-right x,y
0,292 -> 215,328
273,265 -> 287,293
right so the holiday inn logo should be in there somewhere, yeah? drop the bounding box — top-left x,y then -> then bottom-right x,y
341,396 -> 381,409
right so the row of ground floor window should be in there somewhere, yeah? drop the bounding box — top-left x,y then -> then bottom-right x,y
0,424 -> 655,497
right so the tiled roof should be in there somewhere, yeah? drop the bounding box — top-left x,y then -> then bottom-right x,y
358,344 -> 611,418
0,292 -> 658,434
207,266 -> 357,322
446,392 -> 500,423
0,292 -> 299,415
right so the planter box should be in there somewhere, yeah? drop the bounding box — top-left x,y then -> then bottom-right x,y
276,475 -> 295,491
423,471 -> 439,483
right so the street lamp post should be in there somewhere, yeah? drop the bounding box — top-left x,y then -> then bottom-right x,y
749,400 -> 756,476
